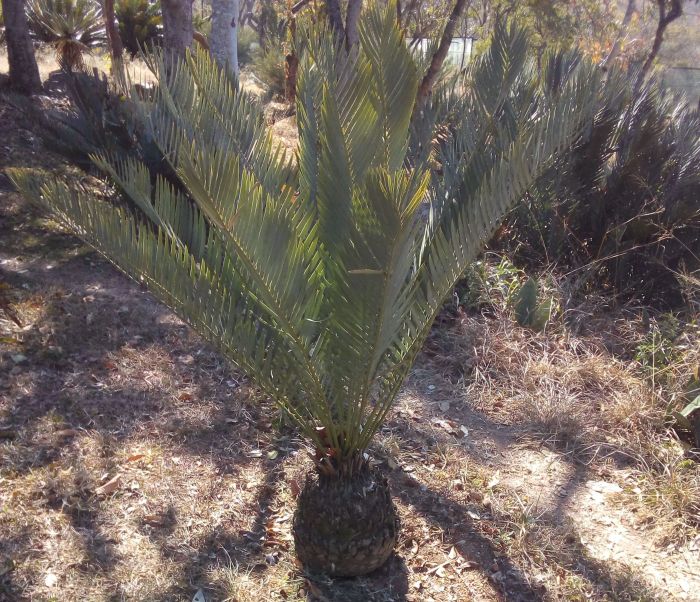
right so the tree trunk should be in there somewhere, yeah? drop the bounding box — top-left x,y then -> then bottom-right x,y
1,0 -> 41,94
325,0 -> 345,39
284,13 -> 298,101
633,0 -> 682,93
345,0 -> 362,49
102,0 -> 123,63
601,0 -> 636,68
211,0 -> 240,77
415,0 -> 468,108
161,0 -> 194,57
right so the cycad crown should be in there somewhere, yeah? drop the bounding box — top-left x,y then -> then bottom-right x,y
12,2 -> 602,475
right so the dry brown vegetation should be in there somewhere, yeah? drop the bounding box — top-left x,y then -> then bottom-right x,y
1,79 -> 699,602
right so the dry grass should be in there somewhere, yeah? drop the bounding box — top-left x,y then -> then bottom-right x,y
0,46 -> 155,86
420,264 -> 700,550
425,307 -> 663,461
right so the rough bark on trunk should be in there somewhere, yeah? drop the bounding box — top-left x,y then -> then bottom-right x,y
102,0 -> 123,62
633,0 -> 682,94
161,0 -> 194,57
1,0 -> 42,94
345,0 -> 362,49
415,0 -> 468,108
325,0 -> 345,39
211,0 -> 240,77
293,463 -> 399,577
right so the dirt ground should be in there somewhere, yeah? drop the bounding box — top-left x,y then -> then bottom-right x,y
1,74 -> 699,602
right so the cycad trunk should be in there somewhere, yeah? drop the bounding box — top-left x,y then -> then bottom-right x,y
1,0 -> 41,94
293,463 -> 399,576
210,0 -> 239,78
161,0 -> 194,56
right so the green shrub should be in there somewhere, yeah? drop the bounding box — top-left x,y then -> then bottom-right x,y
252,45 -> 286,97
27,0 -> 106,70
514,277 -> 553,331
115,0 -> 162,57
237,26 -> 257,66
506,58 -> 700,306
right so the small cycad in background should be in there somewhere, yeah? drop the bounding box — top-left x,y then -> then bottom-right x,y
27,0 -> 106,70
115,0 -> 162,57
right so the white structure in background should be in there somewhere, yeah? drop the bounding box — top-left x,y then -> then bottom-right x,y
413,37 -> 474,70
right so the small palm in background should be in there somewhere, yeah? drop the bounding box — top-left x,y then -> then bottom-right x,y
115,0 -> 161,57
27,0 -> 106,70
12,1 -> 602,578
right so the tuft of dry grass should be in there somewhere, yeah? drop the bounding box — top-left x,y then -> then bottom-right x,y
428,308 -> 663,463
421,258 -> 700,548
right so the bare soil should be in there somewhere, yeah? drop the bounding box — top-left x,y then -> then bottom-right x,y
1,85 -> 698,602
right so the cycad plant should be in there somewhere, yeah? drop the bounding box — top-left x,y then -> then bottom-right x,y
27,0 -> 106,70
115,0 -> 162,57
12,2 -> 601,576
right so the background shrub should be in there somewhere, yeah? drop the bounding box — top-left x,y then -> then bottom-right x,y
506,78 -> 700,306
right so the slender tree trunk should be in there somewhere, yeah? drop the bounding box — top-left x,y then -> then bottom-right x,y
211,0 -> 240,77
415,0 -> 468,108
161,0 -> 194,56
1,0 -> 41,94
633,0 -> 682,93
345,0 -> 362,49
601,0 -> 636,68
325,0 -> 345,39
284,13 -> 298,101
102,0 -> 123,63
239,0 -> 254,26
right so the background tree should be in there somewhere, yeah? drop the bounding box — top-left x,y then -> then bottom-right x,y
102,0 -> 123,61
1,0 -> 41,93
602,0 -> 636,67
211,0 -> 239,76
415,0 -> 467,106
161,0 -> 192,54
634,0 -> 683,93
344,0 -> 362,48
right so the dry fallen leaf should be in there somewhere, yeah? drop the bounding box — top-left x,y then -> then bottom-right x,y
126,454 -> 145,463
455,561 -> 480,572
487,471 -> 501,489
426,559 -> 452,575
55,429 -> 80,438
95,474 -> 121,496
